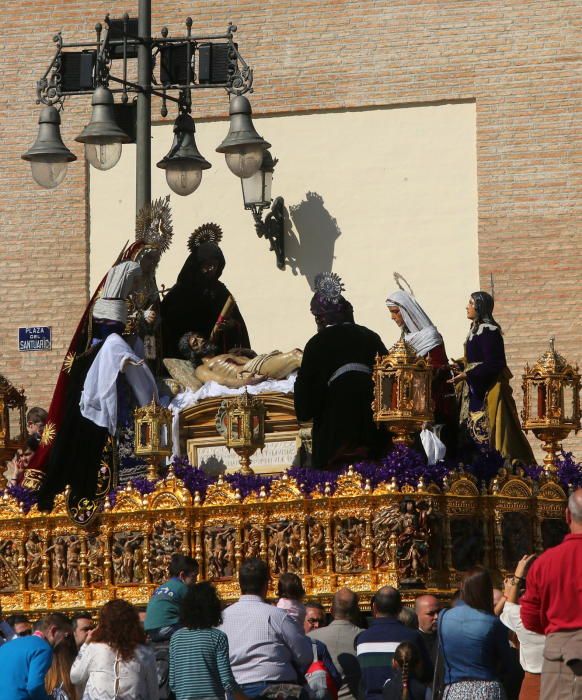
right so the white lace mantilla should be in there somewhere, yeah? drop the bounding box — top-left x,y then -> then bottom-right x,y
467,322 -> 499,341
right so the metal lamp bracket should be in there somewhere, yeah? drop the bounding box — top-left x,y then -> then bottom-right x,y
35,18 -> 254,111
253,196 -> 285,270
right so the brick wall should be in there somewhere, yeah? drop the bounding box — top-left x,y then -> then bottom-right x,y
1,1 -> 580,455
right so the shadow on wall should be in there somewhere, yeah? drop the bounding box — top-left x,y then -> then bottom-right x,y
285,191 -> 342,289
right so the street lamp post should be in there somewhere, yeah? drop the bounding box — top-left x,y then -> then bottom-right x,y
136,0 -> 152,213
22,7 -> 269,215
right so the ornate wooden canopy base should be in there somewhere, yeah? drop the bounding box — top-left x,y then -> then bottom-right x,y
181,392 -> 310,475
0,466 -> 567,616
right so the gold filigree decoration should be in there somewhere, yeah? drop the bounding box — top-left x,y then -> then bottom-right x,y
0,493 -> 22,519
372,339 -> 433,446
148,491 -> 192,510
267,474 -> 302,501
40,421 -> 56,447
91,588 -> 112,605
447,476 -> 480,497
334,469 -> 364,498
203,476 -> 239,506
51,493 -> 69,517
373,478 -> 399,495
0,374 -> 26,407
538,481 -> 567,501
135,195 -> 173,254
528,337 -> 571,375
499,478 -> 533,499
111,488 -> 145,513
53,589 -> 86,607
0,449 -> 570,616
62,352 -> 76,375
188,222 -> 223,253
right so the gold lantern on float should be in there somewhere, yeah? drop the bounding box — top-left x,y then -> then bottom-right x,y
221,391 -> 266,475
522,337 -> 581,476
134,399 -> 173,481
372,338 -> 433,446
0,375 -> 27,490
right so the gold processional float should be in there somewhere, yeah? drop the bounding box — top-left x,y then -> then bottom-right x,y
0,338 -> 579,614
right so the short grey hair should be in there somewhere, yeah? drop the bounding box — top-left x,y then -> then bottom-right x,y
568,489 -> 582,524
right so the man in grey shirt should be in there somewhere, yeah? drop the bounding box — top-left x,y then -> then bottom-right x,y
219,558 -> 313,698
309,587 -> 362,700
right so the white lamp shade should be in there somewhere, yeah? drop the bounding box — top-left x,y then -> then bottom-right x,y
241,168 -> 273,208
30,159 -> 68,189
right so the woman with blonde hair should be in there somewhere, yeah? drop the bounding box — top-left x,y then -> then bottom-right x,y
45,634 -> 78,699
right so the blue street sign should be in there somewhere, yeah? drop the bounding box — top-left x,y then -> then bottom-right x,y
18,326 -> 52,351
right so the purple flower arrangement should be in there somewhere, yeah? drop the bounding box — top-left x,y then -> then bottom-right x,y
224,472 -> 272,499
129,477 -> 158,496
287,466 -> 338,494
5,484 -> 38,514
464,449 -> 505,485
162,445 -> 581,501
354,445 -> 451,489
556,450 -> 582,489
173,456 -> 211,500
2,447 -> 581,513
522,451 -> 582,490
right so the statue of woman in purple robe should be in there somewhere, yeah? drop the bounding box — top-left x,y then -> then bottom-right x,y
451,291 -> 534,465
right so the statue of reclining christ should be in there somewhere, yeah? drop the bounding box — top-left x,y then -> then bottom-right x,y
171,331 -> 302,389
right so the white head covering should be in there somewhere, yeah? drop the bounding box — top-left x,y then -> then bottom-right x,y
386,290 -> 444,356
92,261 -> 142,324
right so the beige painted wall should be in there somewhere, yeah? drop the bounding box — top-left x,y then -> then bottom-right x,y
90,102 -> 478,358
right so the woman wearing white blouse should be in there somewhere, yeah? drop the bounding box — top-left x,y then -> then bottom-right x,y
70,599 -> 159,700
497,554 -> 545,700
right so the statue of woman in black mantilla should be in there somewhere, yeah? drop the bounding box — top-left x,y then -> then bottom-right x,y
160,223 -> 251,358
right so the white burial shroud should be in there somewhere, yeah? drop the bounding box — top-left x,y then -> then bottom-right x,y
80,333 -> 158,436
169,373 -> 297,457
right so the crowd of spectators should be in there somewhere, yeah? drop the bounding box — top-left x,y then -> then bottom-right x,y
0,487 -> 580,700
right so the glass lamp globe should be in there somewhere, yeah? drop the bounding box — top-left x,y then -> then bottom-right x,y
30,158 -> 69,189
224,144 -> 264,179
242,169 -> 273,209
165,162 -> 203,196
84,141 -> 122,171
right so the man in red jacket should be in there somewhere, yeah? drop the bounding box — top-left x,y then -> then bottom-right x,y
520,487 -> 582,699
